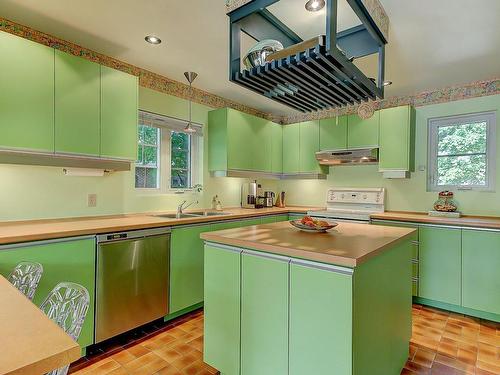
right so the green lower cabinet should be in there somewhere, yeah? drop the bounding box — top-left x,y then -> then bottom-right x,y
288,213 -> 303,221
260,216 -> 277,224
418,226 -> 461,305
241,252 -> 289,375
274,214 -> 289,222
203,244 -> 241,375
289,261 -> 352,375
169,224 -> 212,314
0,237 -> 96,349
462,230 -> 500,315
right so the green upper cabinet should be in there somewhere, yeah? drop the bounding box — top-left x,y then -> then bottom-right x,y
100,66 -> 138,160
319,115 -> 348,150
347,111 -> 380,148
0,32 -> 55,152
208,108 -> 273,172
379,105 -> 416,172
270,122 -> 283,173
282,123 -> 300,173
55,50 -> 100,156
241,252 -> 289,375
299,121 -> 327,174
418,226 -> 461,305
462,230 -> 500,315
0,237 -> 96,349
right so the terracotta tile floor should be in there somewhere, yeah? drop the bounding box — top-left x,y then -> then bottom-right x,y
70,304 -> 500,375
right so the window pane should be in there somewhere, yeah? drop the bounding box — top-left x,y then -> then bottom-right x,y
135,167 -> 146,188
136,145 -> 143,164
171,170 -> 189,189
438,122 -> 487,156
146,168 -> 158,188
171,150 -> 189,169
143,146 -> 158,166
437,154 -> 486,186
144,126 -> 159,145
138,125 -> 146,143
172,131 -> 189,150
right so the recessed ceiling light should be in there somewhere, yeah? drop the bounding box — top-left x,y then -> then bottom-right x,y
383,80 -> 393,86
305,0 -> 325,12
145,35 -> 161,45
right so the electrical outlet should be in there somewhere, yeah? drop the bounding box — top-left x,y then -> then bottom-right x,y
88,194 -> 97,207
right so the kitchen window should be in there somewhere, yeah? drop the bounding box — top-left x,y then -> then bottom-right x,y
135,111 -> 202,192
428,111 -> 496,191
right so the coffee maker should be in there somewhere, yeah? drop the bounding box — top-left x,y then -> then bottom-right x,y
263,191 -> 275,207
241,180 -> 261,208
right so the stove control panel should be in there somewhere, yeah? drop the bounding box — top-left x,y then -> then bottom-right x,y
326,188 -> 385,205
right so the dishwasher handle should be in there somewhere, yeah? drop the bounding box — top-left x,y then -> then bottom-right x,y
97,227 -> 171,243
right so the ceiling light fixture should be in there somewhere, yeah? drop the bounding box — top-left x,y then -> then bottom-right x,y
305,0 -> 325,12
183,72 -> 198,134
145,35 -> 161,45
383,80 -> 393,86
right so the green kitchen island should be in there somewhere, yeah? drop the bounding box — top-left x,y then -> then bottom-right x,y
201,221 -> 417,375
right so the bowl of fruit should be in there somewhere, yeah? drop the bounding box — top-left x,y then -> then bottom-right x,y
290,216 -> 338,233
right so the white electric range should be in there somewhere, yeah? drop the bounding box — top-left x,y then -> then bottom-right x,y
308,187 -> 385,223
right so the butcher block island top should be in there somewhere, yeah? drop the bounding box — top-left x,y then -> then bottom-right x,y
200,221 -> 416,267
0,276 -> 80,375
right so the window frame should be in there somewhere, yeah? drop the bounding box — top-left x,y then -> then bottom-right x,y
135,125 -> 161,190
427,111 -> 496,192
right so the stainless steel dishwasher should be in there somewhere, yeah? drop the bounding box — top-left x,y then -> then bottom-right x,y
95,227 -> 170,343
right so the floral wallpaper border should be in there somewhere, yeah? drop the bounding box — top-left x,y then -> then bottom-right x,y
1,17 -> 499,126
0,17 -> 275,122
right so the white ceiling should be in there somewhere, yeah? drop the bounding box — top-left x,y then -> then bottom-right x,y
1,0 -> 499,116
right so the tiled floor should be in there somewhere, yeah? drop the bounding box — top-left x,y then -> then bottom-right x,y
70,304 -> 500,375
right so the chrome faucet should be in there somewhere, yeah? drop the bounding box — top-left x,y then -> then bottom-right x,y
176,200 -> 199,217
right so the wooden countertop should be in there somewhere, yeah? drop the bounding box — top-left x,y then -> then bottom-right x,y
0,207 -> 318,246
201,221 -> 416,268
0,276 -> 80,375
371,211 -> 500,229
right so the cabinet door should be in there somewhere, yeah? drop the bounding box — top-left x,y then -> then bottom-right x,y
227,110 -> 253,170
0,238 -> 96,349
0,32 -> 54,152
299,120 -> 321,173
241,252 -> 288,375
252,117 -> 272,172
283,123 -> 300,173
319,115 -> 347,150
419,226 -> 461,305
260,216 -> 277,224
379,105 -> 415,171
204,244 -> 241,375
462,230 -> 500,315
170,224 -> 211,313
270,122 -> 283,173
347,111 -> 380,148
55,50 -> 100,156
100,66 -> 138,160
289,261 -> 352,375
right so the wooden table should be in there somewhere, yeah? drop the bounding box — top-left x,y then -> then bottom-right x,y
0,276 -> 80,375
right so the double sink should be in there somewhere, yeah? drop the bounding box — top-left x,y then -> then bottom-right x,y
154,211 -> 231,219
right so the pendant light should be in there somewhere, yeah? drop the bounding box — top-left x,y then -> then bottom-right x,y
183,71 -> 198,133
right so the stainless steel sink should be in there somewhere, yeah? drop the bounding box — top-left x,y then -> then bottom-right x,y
196,211 -> 230,216
154,213 -> 200,219
153,211 -> 230,219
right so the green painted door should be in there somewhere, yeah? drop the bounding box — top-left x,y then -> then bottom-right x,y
270,122 -> 283,173
319,115 -> 348,150
0,237 -> 96,349
419,226 -> 461,305
0,32 -> 54,152
462,230 -> 500,315
204,244 -> 241,375
227,109 -> 253,170
299,120 -> 322,173
289,261 -> 352,375
283,123 -> 300,173
379,105 -> 415,171
55,50 -> 100,156
100,66 -> 138,160
252,117 -> 272,172
347,111 -> 380,148
241,252 -> 289,375
170,223 -> 212,313
207,108 -> 228,171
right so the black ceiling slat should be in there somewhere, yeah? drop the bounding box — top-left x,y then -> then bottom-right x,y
306,49 -> 362,102
263,65 -> 331,110
274,59 -> 340,108
290,53 -> 348,106
245,69 -> 320,112
235,73 -> 307,112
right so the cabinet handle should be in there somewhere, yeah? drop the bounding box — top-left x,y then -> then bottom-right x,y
290,259 -> 354,275
412,277 -> 419,282
242,249 -> 290,263
411,259 -> 419,264
205,242 -> 243,254
410,240 -> 420,245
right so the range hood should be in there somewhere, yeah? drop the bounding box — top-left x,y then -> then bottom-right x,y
316,148 -> 378,165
